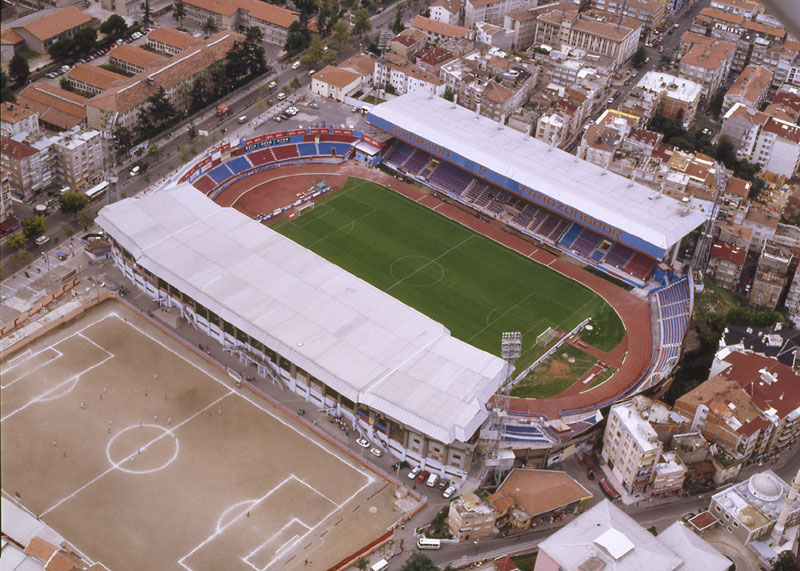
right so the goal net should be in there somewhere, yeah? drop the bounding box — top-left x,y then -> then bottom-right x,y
536,326 -> 557,347
295,202 -> 315,216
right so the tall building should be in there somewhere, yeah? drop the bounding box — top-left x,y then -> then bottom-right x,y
602,399 -> 663,496
464,0 -> 532,29
749,240 -> 793,309
182,0 -> 298,46
678,32 -> 736,100
634,72 -> 703,128
533,6 -> 642,67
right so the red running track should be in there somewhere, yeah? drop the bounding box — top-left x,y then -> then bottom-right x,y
213,162 -> 654,420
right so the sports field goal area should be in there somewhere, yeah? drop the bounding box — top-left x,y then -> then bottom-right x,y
1,301 -> 403,570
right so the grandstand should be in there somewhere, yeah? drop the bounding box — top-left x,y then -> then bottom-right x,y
643,276 -> 693,391
368,95 -> 707,286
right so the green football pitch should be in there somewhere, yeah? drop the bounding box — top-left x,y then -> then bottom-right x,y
272,178 -> 624,368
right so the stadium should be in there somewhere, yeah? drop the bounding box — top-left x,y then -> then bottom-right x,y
95,93 -> 704,480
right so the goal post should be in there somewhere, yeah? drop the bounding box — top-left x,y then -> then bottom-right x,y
536,326 -> 557,347
295,202 -> 315,216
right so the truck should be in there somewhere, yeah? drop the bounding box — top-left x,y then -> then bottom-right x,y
216,103 -> 229,116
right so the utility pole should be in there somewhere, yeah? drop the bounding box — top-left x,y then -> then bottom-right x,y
489,332 -> 521,486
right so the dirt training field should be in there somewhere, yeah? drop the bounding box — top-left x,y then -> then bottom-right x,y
1,301 -> 402,570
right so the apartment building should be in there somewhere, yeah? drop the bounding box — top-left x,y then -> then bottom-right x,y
108,44 -> 166,75
602,400 -> 663,496
411,15 -> 474,43
464,0 -> 531,28
503,8 -> 537,50
592,0 -> 664,31
707,240 -> 747,290
722,65 -> 773,114
0,136 -> 54,200
1,102 -> 39,138
146,28 -> 198,56
475,22 -> 514,51
415,47 -> 455,74
100,0 -> 139,16
51,127 -> 105,190
749,240 -> 793,309
64,64 -> 126,96
85,32 -> 241,135
651,452 -> 687,497
390,28 -> 427,59
374,53 -> 446,97
183,0 -> 298,46
429,0 -> 461,25
533,6 -> 642,67
721,102 -> 769,159
448,492 -> 498,541
635,71 -> 702,128
751,117 -> 800,178
678,32 -> 736,100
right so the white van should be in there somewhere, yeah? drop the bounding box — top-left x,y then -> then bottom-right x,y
291,61 -> 301,69
35,235 -> 50,246
238,116 -> 247,124
129,165 -> 140,176
426,473 -> 439,487
277,92 -> 286,101
370,560 -> 389,571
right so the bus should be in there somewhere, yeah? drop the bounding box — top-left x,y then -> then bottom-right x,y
85,181 -> 109,203
417,537 -> 441,550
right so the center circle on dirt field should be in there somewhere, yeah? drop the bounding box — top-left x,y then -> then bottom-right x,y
389,256 -> 445,288
106,424 -> 179,474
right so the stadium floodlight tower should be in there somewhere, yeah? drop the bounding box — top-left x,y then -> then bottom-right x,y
489,331 -> 521,485
690,161 -> 727,290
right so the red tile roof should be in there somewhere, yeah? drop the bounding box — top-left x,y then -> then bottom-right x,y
147,27 -> 197,51
763,117 -> 800,144
412,15 -> 471,38
1,136 -> 38,159
711,240 -> 747,265
722,351 -> 800,417
22,6 -> 92,41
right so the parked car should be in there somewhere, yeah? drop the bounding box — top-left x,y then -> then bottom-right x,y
587,464 -> 596,480
443,485 -> 457,499
356,437 -> 370,448
291,61 -> 300,69
35,235 -> 50,246
370,447 -> 383,457
437,478 -> 449,491
391,461 -> 410,472
308,102 -> 319,109
408,466 -> 421,480
416,470 -> 430,483
426,473 -> 439,487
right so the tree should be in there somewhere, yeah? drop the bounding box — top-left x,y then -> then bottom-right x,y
21,216 -> 46,240
6,232 -> 28,250
708,91 -> 725,119
112,125 -> 133,156
772,550 -> 800,571
72,26 -> 98,53
352,8 -> 371,35
285,20 -> 311,52
188,123 -> 198,140
401,553 -> 438,571
100,14 -> 128,37
355,558 -> 369,571
173,0 -> 187,28
295,0 -> 318,16
322,47 -> 338,65
60,221 -> 76,238
715,135 -> 738,167
147,144 -> 162,162
48,37 -> 75,61
444,86 -> 455,102
143,0 -> 153,28
631,45 -> 647,67
60,190 -> 89,214
330,19 -> 352,54
246,26 -> 264,44
749,177 -> 767,200
392,8 -> 404,33
202,17 -> 219,36
301,34 -> 325,67
148,87 -> 177,125
59,77 -> 72,91
1,70 -> 15,103
9,52 -> 30,85
77,205 -> 95,230
290,75 -> 301,89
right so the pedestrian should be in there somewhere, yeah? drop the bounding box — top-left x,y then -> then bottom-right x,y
145,391 -> 148,397
138,448 -> 141,454
247,511 -> 250,518
154,415 -> 158,420
99,394 -> 103,400
81,402 -> 87,408
63,452 -> 67,458
167,417 -> 171,425
154,373 -> 158,380
108,428 -> 112,434
104,387 -> 107,392
164,394 -> 168,401
52,440 -> 57,446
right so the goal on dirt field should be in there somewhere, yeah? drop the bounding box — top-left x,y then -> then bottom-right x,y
536,326 -> 557,347
295,202 -> 315,216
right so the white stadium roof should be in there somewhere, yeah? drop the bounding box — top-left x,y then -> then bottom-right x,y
368,94 -> 707,254
97,185 -> 506,444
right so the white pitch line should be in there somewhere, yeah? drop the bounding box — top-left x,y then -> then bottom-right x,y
40,392 -> 232,518
77,332 -> 113,358
178,475 -> 297,570
1,351 -> 114,422
243,518 -> 310,568
1,347 -> 63,389
293,476 -> 341,508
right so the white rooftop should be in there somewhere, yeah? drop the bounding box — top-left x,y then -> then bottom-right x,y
657,521 -> 731,571
369,94 -> 706,254
96,185 -> 507,444
538,500 -> 683,570
613,401 -> 660,452
638,72 -> 703,103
